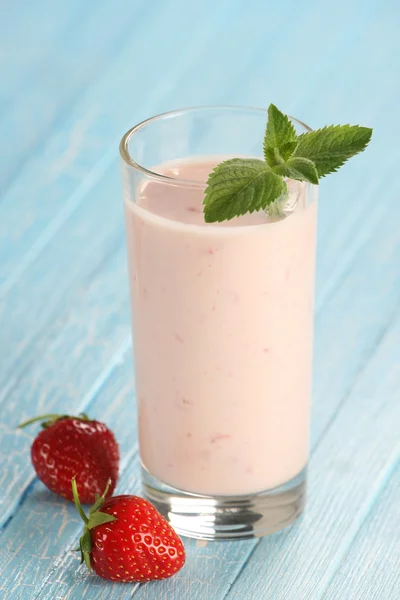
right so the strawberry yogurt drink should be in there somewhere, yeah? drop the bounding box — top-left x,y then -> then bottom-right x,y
120,107 -> 318,539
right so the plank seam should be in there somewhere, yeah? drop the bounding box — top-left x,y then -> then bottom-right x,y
0,479 -> 37,536
219,541 -> 261,600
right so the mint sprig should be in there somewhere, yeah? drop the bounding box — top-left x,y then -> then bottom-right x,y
203,104 -> 372,223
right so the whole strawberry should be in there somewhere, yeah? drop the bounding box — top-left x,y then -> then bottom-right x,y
19,413 -> 119,504
72,478 -> 186,583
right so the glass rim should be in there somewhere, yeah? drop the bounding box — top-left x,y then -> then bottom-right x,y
119,105 -> 312,186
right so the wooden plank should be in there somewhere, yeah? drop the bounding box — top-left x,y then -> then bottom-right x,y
0,165 -> 125,400
224,0 -> 383,126
0,0 -> 86,107
312,201 -> 399,445
0,0 -> 151,193
323,463 -> 400,600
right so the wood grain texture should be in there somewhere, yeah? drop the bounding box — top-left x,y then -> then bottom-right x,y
0,0 -> 243,292
1,0 -> 86,107
324,463 -> 400,600
0,0 -> 150,193
0,0 -> 399,598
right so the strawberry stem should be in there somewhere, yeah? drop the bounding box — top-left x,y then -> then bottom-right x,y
18,414 -> 62,428
18,413 -> 91,429
89,479 -> 112,515
71,477 -> 89,525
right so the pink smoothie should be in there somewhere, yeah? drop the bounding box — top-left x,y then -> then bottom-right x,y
124,157 -> 317,496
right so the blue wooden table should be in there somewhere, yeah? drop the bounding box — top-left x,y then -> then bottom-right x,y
1,0 -> 399,598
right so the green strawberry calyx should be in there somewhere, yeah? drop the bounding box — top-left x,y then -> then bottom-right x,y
72,477 -> 117,571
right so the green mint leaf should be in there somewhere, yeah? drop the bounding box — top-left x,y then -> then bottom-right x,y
279,140 -> 298,161
293,124 -> 372,177
264,147 -> 285,168
204,158 -> 284,223
264,104 -> 297,162
265,142 -> 299,168
273,156 -> 319,185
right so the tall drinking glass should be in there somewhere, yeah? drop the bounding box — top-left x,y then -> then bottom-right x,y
120,107 -> 318,540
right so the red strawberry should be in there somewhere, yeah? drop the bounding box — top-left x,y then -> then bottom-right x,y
72,478 -> 186,583
19,413 -> 119,504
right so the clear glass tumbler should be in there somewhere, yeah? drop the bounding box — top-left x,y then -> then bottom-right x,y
120,107 -> 318,540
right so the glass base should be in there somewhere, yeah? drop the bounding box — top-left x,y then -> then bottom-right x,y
142,466 -> 306,540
